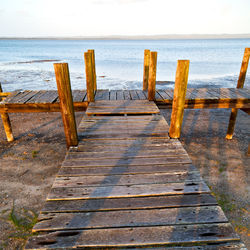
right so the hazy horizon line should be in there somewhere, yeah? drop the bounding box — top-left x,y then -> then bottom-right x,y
1,33 -> 250,40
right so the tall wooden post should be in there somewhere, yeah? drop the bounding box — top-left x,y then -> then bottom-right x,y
169,60 -> 190,139
88,49 -> 97,91
0,83 -> 14,142
54,63 -> 78,149
148,51 -> 157,101
226,48 -> 250,139
84,52 -> 95,102
143,49 -> 150,90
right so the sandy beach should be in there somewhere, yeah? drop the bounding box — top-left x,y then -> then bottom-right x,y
0,108 -> 249,249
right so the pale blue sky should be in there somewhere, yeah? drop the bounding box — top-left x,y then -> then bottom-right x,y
1,0 -> 250,37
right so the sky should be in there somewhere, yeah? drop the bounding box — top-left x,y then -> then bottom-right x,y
0,0 -> 250,37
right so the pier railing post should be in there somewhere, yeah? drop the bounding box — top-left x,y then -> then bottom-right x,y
0,83 -> 14,142
84,52 -> 95,102
54,63 -> 78,149
226,48 -> 250,139
148,51 -> 157,101
88,49 -> 97,91
143,49 -> 150,90
169,60 -> 190,139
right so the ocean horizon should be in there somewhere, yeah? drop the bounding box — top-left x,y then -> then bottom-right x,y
0,38 -> 250,91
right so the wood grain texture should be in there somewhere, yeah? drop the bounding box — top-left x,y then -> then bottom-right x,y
48,181 -> 209,200
42,193 -> 217,213
143,49 -> 150,90
0,83 -> 14,141
34,206 -> 227,231
148,51 -> 157,101
84,52 -> 95,102
54,63 -> 78,148
169,60 -> 190,138
26,223 -> 239,249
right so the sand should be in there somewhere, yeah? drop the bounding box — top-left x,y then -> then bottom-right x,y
0,109 -> 249,249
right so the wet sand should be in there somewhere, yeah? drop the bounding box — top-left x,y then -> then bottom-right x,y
0,109 -> 249,249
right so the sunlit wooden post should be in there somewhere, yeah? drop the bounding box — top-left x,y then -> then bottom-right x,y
88,49 -> 97,91
143,49 -> 150,90
84,52 -> 95,102
226,48 -> 250,139
169,60 -> 190,138
54,63 -> 78,148
148,51 -> 157,101
0,83 -> 14,142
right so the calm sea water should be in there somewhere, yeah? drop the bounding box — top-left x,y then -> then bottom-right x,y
0,39 -> 250,91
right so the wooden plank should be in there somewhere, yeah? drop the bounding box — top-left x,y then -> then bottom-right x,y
234,87 -> 250,99
36,90 -> 59,103
0,91 -> 20,103
95,90 -> 110,100
25,223 -> 239,249
228,88 -> 250,99
109,90 -> 117,100
62,155 -> 191,167
73,143 -> 183,153
77,138 -> 179,146
7,91 -> 33,103
25,90 -> 46,103
71,90 -> 86,102
123,90 -> 131,100
78,127 -> 170,134
78,132 -> 169,139
136,90 -> 147,100
87,100 -> 155,106
0,102 -> 88,113
129,90 -> 139,100
79,121 -> 169,130
164,89 -> 174,100
41,193 -> 217,213
58,164 -> 196,176
156,90 -> 171,100
219,88 -> 246,100
14,91 -> 39,104
48,181 -> 209,200
116,90 -> 125,100
34,206 -> 227,232
86,109 -> 160,115
66,149 -> 187,159
52,172 -> 201,188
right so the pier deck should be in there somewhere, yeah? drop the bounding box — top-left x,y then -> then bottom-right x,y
0,88 -> 249,113
25,100 -> 244,249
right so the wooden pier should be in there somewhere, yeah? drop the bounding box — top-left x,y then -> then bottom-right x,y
0,48 -> 248,248
1,87 -> 249,113
25,100 -> 244,249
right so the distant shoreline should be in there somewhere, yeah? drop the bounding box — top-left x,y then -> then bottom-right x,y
1,34 -> 250,40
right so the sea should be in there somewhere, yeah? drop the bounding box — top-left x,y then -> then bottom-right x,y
0,39 -> 250,91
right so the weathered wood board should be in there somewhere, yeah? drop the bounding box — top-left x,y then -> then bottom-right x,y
25,102 -> 243,248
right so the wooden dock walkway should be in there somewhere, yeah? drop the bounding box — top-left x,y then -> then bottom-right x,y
0,88 -> 249,113
25,100 -> 244,249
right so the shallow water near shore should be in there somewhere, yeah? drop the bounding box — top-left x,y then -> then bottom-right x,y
0,39 -> 250,91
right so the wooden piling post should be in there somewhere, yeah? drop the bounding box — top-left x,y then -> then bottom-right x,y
84,52 -> 95,102
148,51 -> 157,101
88,49 -> 97,91
143,49 -> 150,90
169,60 -> 190,139
0,83 -> 14,142
226,48 -> 250,139
54,63 -> 78,148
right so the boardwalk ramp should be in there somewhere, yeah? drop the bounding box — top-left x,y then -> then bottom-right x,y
25,100 -> 244,249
